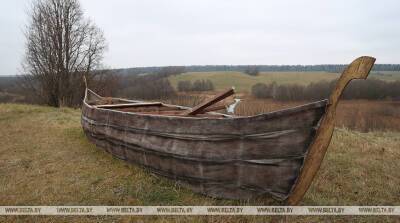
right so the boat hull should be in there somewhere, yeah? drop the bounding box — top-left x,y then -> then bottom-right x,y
81,98 -> 327,200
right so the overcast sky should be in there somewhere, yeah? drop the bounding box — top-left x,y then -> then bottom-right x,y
0,0 -> 399,75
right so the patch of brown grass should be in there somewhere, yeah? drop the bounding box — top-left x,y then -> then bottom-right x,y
234,98 -> 400,132
336,100 -> 400,132
0,103 -> 399,222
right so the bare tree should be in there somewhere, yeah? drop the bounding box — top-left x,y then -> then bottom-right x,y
21,0 -> 106,107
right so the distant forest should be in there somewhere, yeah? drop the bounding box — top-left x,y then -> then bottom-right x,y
112,64 -> 400,76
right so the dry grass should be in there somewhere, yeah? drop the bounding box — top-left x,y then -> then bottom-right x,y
336,100 -> 400,132
234,99 -> 400,132
0,103 -> 399,222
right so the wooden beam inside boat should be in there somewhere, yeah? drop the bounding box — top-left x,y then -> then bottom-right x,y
95,102 -> 162,109
202,104 -> 227,112
184,87 -> 235,115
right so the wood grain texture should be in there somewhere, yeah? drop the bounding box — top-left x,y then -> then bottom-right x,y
83,130 -> 303,199
286,56 -> 376,205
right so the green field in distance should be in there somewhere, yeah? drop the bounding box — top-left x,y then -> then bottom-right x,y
169,71 -> 400,93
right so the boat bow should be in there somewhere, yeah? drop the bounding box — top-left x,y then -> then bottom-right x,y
287,56 -> 376,205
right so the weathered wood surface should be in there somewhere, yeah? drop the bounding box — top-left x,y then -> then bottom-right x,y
84,131 -> 304,199
287,56 -> 376,205
82,88 -> 327,200
203,104 -> 228,112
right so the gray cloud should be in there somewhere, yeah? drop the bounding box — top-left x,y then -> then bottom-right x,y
1,0 -> 399,75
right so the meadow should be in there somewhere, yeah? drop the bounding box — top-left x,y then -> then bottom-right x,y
0,103 -> 399,222
1,70 -> 399,222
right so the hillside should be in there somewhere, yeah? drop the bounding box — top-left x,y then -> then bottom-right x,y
168,71 -> 400,93
0,104 -> 399,222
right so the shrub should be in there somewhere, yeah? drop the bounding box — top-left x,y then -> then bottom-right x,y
244,66 -> 260,76
251,83 -> 271,98
119,75 -> 176,100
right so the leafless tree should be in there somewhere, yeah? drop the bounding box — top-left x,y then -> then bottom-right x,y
21,0 -> 107,107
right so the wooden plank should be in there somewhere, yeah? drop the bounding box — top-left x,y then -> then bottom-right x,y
184,88 -> 235,115
286,56 -> 376,205
84,130 -> 302,200
203,104 -> 227,112
95,102 -> 162,109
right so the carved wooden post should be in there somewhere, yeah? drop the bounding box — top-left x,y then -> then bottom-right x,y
287,56 -> 376,205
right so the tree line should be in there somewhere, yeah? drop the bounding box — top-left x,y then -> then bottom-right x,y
111,64 -> 400,75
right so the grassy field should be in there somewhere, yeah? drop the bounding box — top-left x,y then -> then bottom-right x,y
169,71 -> 400,93
0,103 -> 399,222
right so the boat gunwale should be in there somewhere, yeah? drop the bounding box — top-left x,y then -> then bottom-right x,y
83,88 -> 328,121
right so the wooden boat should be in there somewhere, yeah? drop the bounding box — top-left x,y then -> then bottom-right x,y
81,56 -> 375,204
